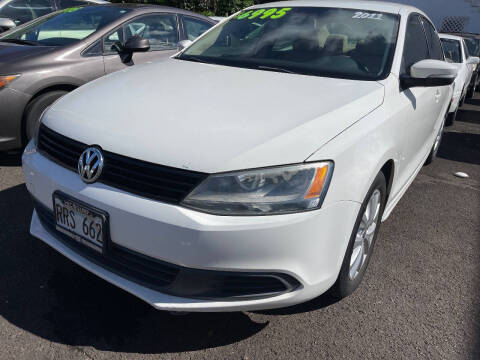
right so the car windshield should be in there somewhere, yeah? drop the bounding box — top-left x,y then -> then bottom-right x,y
441,38 -> 462,63
464,37 -> 480,57
0,6 -> 130,46
178,7 -> 400,80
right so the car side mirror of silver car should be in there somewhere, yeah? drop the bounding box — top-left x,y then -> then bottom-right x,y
178,40 -> 193,51
467,56 -> 480,65
0,18 -> 16,32
119,35 -> 150,64
124,35 -> 150,53
400,59 -> 458,90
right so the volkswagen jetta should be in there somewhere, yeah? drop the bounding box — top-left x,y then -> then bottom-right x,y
23,0 -> 457,311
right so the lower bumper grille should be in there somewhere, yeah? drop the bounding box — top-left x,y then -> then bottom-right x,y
33,199 -> 300,300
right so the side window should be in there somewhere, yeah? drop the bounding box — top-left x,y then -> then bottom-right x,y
183,16 -> 212,41
441,39 -> 462,63
124,14 -> 179,51
103,28 -> 123,55
421,17 -> 444,60
0,0 -> 54,26
401,14 -> 429,74
462,40 -> 469,60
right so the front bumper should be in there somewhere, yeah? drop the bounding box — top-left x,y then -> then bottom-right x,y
23,142 -> 360,311
0,88 -> 30,151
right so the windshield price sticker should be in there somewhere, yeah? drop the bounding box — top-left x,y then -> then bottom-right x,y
237,8 -> 292,20
62,7 -> 81,13
352,12 -> 383,20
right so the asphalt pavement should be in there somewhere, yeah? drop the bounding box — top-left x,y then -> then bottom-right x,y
0,94 -> 479,360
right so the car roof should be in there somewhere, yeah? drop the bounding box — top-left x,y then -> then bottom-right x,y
86,0 -> 110,4
439,33 -> 465,42
93,3 -> 215,22
250,0 -> 423,15
448,33 -> 480,40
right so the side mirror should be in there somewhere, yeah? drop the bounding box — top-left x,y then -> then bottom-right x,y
119,35 -> 150,64
178,39 -> 193,51
400,59 -> 458,89
0,18 -> 16,32
467,56 -> 480,65
124,35 -> 150,53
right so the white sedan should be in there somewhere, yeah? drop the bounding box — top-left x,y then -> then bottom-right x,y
439,33 -> 480,125
23,1 -> 457,312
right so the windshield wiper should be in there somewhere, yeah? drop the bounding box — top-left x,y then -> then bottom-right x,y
0,38 -> 39,46
256,65 -> 298,74
178,55 -> 209,64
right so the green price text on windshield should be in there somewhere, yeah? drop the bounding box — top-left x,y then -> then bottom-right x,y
62,7 -> 81,13
236,8 -> 292,20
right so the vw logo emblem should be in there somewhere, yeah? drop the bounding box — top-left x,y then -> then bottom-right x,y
78,147 -> 104,184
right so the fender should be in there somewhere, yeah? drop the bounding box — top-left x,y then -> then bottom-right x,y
306,102 -> 401,214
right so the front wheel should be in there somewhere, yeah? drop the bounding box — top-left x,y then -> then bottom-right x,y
24,90 -> 68,142
467,75 -> 478,98
331,172 -> 387,299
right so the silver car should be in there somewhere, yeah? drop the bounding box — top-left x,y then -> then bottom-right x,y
0,0 -> 109,32
0,4 -> 215,151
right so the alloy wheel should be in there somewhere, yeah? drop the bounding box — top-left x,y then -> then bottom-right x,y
349,189 -> 381,280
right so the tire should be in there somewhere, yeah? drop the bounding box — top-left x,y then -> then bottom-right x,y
445,106 -> 458,127
470,73 -> 479,95
466,87 -> 474,100
466,82 -> 475,99
425,117 -> 445,165
331,172 -> 387,299
24,90 -> 68,142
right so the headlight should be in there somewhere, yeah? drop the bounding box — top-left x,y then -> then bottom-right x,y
0,75 -> 20,89
181,162 -> 333,215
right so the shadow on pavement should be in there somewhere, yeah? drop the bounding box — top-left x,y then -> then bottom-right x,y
465,97 -> 480,107
0,151 -> 22,166
0,184 -> 267,354
456,109 -> 480,125
438,130 -> 480,165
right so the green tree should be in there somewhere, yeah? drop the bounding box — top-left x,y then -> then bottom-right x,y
110,0 -> 269,16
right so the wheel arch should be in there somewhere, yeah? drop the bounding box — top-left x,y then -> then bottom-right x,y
379,159 -> 395,205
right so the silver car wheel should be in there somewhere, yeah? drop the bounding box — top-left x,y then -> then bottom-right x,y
349,189 -> 381,280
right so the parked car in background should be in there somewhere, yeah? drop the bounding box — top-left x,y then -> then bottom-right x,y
0,0 -> 109,32
0,4 -> 215,151
439,33 -> 479,125
209,16 -> 226,23
23,1 -> 457,312
462,33 -> 480,95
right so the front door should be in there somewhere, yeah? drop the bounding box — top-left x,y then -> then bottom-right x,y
394,14 -> 438,190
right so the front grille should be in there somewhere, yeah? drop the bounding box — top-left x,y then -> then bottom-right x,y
37,124 -> 207,204
33,199 -> 300,300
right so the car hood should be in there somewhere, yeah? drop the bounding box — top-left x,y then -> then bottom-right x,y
43,58 -> 385,173
0,43 -> 57,69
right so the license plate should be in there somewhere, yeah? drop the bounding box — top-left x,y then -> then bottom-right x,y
53,192 -> 107,253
